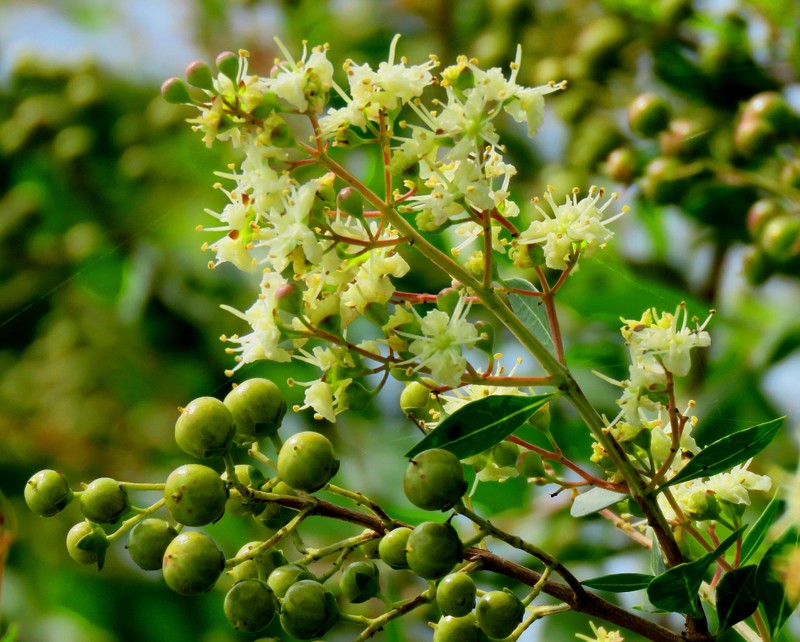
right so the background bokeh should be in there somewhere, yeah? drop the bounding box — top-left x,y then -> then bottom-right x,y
1,0 -> 799,640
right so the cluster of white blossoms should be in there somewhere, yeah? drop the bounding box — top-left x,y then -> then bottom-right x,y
175,37 -> 625,422
593,304 -> 771,521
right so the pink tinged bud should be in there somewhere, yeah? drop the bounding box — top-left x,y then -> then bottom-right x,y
185,61 -> 214,90
161,77 -> 193,104
215,51 -> 239,81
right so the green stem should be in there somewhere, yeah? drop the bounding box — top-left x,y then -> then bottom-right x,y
455,502 -> 587,602
107,498 -> 165,542
352,588 -> 435,641
225,504 -> 315,568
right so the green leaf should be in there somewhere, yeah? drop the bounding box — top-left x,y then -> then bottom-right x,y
740,496 -> 784,565
504,277 -> 553,353
570,487 -> 626,517
582,573 -> 653,592
658,417 -> 784,491
404,393 -> 559,460
755,526 -> 800,637
647,527 -> 744,615
716,565 -> 759,632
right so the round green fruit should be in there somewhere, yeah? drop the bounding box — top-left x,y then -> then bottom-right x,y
66,521 -> 106,566
340,560 -> 380,603
403,449 -> 467,511
406,522 -> 462,580
164,464 -> 228,526
491,441 -> 519,468
476,589 -> 525,639
279,579 -> 339,640
437,573 -> 476,617
433,613 -> 487,642
228,542 -> 287,583
224,378 -> 287,444
378,527 -> 412,570
266,563 -> 314,598
277,431 -> 339,492
627,93 -> 671,137
175,396 -> 235,459
224,579 -> 277,633
162,531 -> 224,595
79,477 -> 130,524
126,518 -> 178,571
25,469 -> 73,517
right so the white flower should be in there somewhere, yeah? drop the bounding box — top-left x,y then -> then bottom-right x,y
341,249 -> 410,313
622,304 -> 713,378
262,40 -> 334,113
401,296 -> 480,389
518,186 -> 626,271
705,462 -> 772,505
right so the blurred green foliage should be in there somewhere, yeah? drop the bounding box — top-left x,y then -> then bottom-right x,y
2,0 -> 799,640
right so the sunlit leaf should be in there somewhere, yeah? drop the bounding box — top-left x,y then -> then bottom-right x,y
504,277 -> 553,353
716,565 -> 758,632
570,487 -> 626,517
658,418 -> 783,491
756,527 -> 800,637
405,393 -> 559,460
582,573 -> 653,592
741,495 -> 783,565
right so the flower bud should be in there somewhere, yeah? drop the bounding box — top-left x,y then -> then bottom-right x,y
746,199 -> 783,238
743,91 -> 794,134
436,287 -> 460,315
337,186 -> 364,220
215,51 -> 239,81
473,320 -> 494,355
734,116 -> 775,158
659,118 -> 708,158
760,214 -> 800,263
184,61 -> 214,90
604,147 -> 637,184
161,77 -> 192,104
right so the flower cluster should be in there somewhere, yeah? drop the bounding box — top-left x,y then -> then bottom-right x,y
593,304 -> 771,522
171,37 -> 625,422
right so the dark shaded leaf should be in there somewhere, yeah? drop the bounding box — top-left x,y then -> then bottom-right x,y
582,573 -> 653,592
716,565 -> 758,632
741,496 -> 784,565
570,487 -> 626,517
405,393 -> 558,460
647,527 -> 744,615
756,527 -> 800,637
658,418 -> 784,491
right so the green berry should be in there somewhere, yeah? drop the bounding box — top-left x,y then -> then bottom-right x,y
162,531 -> 224,595
517,451 -> 547,478
436,287 -> 460,315
224,579 -> 277,633
604,147 -> 637,184
339,560 -> 381,603
266,563 -> 314,598
378,527 -> 412,570
491,441 -> 520,468
658,118 -> 708,158
164,464 -> 228,527
437,573 -> 477,617
79,477 -> 130,524
627,93 -> 671,137
734,116 -> 775,158
66,521 -> 108,567
406,522 -> 462,580
747,199 -> 784,238
279,579 -> 339,640
403,449 -> 467,511
400,382 -> 434,417
25,469 -> 73,517
228,543 -> 288,583
743,91 -> 794,134
222,464 -> 266,516
126,518 -> 178,571
224,378 -> 287,444
433,613 -> 488,642
476,589 -> 525,639
175,396 -> 235,459
277,431 -> 339,493
760,214 -> 800,263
